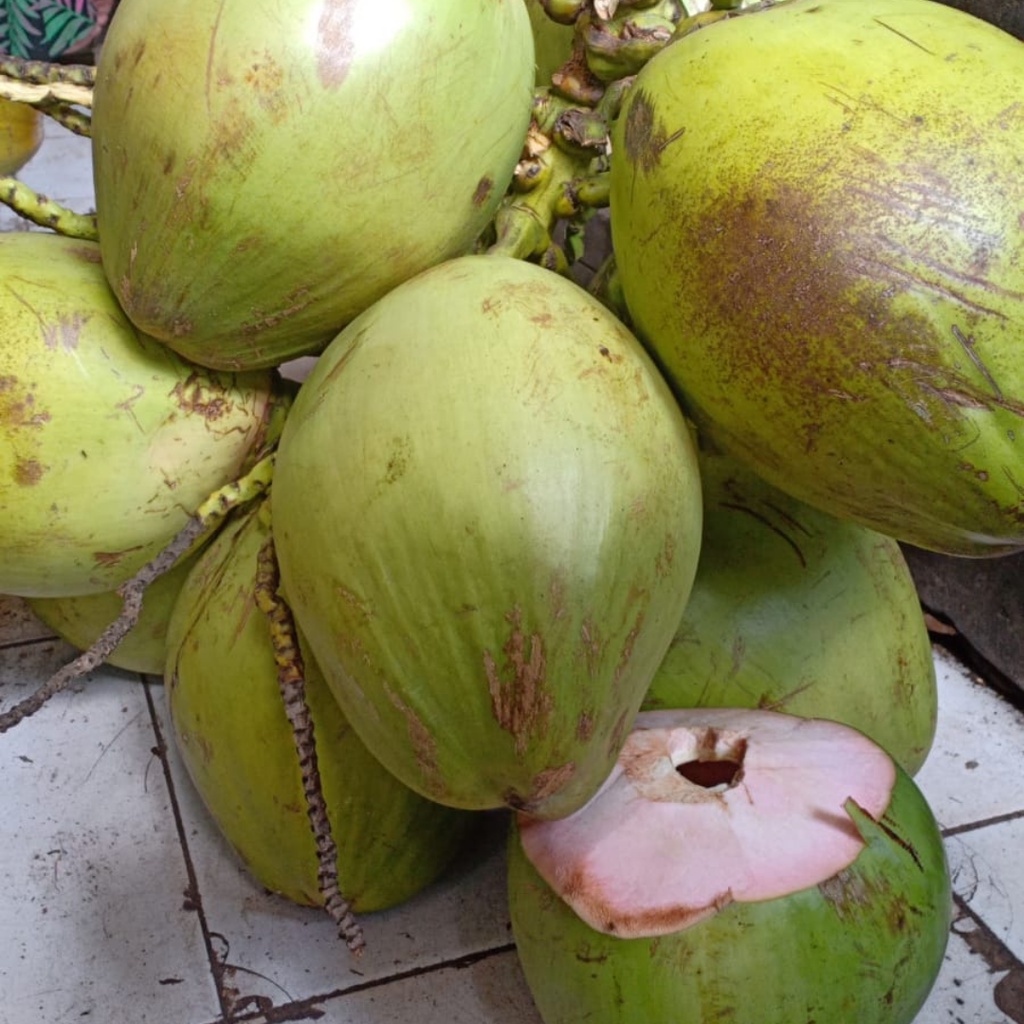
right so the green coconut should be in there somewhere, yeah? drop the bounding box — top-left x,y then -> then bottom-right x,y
643,449 -> 937,775
165,501 -> 475,911
271,254 -> 704,819
509,708 -> 952,1024
0,233 -> 285,598
28,545 -> 204,675
92,0 -> 536,370
525,0 -> 576,84
610,0 -> 1024,555
0,97 -> 43,176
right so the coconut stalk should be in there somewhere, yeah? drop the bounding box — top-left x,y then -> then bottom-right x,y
253,532 -> 366,956
0,58 -> 94,228
0,76 -> 93,111
0,176 -> 97,236
488,0 -> 679,275
486,82 -> 625,273
0,456 -> 275,733
0,58 -> 93,136
0,57 -> 96,91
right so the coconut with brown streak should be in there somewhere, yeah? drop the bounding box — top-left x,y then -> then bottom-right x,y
611,0 -> 1024,555
271,254 -> 704,819
0,233 -> 286,598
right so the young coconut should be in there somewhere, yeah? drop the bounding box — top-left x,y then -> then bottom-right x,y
644,449 -> 938,775
271,254 -> 704,820
524,0 -> 577,85
0,97 -> 43,175
610,0 -> 1024,555
0,233 -> 287,598
164,500 -> 476,919
509,708 -> 951,1024
91,0 -> 536,370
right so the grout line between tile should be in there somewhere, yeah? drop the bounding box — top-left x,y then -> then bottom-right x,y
0,633 -> 59,653
942,808 -> 1024,839
200,943 -> 519,1024
143,677 -> 233,1023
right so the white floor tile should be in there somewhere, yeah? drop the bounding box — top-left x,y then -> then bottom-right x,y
0,596 -> 56,646
947,818 -> 1024,965
914,647 -> 1024,831
1,648 -> 220,1024
153,689 -> 517,1016
286,950 -> 543,1024
917,921 -> 1018,1024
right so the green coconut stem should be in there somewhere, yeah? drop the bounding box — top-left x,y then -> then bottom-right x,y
488,92 -> 611,266
0,177 -> 98,239
253,534 -> 366,957
539,0 -> 588,24
0,456 -> 277,734
581,2 -> 681,82
35,100 -> 92,137
0,57 -> 96,89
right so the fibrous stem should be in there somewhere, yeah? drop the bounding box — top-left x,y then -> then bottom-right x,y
253,533 -> 366,956
0,176 -> 98,239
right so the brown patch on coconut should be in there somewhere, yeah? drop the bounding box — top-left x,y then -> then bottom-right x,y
472,176 -> 495,207
0,381 -> 51,429
484,606 -> 552,755
172,373 -> 232,423
622,88 -> 685,175
13,458 -> 45,486
93,545 -> 146,567
384,683 -> 442,795
509,760 -> 577,814
517,708 -> 898,938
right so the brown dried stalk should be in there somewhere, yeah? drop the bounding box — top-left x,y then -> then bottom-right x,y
253,534 -> 365,956
0,456 -> 276,733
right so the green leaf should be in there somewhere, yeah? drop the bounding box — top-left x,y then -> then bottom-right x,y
40,5 -> 97,56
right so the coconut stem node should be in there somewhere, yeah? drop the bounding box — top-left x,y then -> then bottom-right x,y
487,88 -> 614,270
0,56 -> 95,90
253,533 -> 365,956
0,456 -> 277,734
35,100 -> 92,137
0,176 -> 98,238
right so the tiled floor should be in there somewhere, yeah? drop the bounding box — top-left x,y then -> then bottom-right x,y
2,602 -> 1023,1024
3,113 -> 1024,1024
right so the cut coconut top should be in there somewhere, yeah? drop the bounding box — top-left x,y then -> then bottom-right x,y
516,708 -> 898,938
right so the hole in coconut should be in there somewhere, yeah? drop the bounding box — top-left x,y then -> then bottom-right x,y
675,758 -> 743,791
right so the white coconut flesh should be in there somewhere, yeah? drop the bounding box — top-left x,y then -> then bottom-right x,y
516,708 -> 898,939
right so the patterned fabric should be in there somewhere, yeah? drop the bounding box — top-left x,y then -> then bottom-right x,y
0,0 -> 118,60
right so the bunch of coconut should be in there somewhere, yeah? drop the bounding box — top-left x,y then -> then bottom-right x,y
10,0 -> 1024,1019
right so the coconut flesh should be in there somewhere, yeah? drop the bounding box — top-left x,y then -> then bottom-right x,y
519,708 -> 901,936
511,707 -> 951,1023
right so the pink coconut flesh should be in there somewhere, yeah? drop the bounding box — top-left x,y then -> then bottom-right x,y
517,708 -> 898,938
